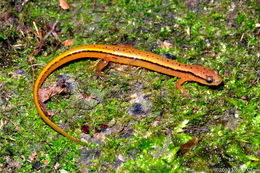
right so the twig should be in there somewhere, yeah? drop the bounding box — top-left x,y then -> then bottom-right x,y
29,19 -> 59,84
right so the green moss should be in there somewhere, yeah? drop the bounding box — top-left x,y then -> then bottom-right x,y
0,0 -> 259,172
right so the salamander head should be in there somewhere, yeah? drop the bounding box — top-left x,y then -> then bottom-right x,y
192,65 -> 222,86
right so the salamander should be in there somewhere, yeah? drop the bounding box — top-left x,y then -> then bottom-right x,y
33,44 -> 222,143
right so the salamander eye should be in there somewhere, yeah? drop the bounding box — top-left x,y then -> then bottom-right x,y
206,76 -> 213,83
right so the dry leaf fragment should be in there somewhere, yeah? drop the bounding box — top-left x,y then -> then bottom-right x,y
81,124 -> 108,134
160,40 -> 173,49
59,0 -> 70,9
38,86 -> 63,103
62,39 -> 74,46
179,137 -> 200,154
81,124 -> 91,134
38,79 -> 71,103
9,120 -> 23,133
15,124 -> 22,133
43,160 -> 48,167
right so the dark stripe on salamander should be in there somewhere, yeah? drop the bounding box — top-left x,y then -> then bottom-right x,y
39,49 -> 207,87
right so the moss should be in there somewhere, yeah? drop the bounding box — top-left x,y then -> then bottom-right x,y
0,0 -> 259,172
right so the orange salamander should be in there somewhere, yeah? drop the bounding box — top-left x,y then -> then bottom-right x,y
33,44 -> 222,143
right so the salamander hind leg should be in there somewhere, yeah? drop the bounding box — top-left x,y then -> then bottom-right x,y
176,78 -> 191,98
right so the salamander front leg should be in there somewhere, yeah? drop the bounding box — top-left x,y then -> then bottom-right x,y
96,59 -> 109,77
176,78 -> 190,98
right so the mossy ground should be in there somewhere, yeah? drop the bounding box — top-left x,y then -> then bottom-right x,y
0,0 -> 259,172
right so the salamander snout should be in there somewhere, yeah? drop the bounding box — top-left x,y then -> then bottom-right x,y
208,69 -> 222,85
